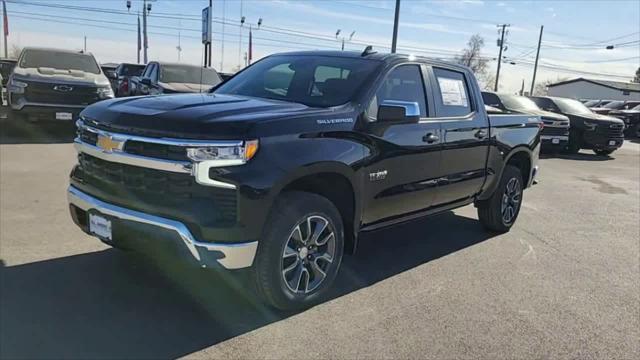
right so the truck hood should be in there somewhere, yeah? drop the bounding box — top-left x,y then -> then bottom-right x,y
160,82 -> 214,93
567,112 -> 625,125
80,93 -> 332,139
511,108 -> 568,121
12,66 -> 110,87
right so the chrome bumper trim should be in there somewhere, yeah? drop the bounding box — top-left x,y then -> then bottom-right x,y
10,100 -> 86,111
74,138 -> 193,174
68,186 -> 257,270
541,135 -> 569,141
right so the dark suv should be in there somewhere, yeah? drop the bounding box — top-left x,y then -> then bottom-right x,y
132,62 -> 222,95
7,47 -> 113,122
530,96 -> 625,156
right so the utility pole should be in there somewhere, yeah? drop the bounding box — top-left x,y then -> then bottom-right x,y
238,0 -> 244,70
530,25 -> 544,96
83,35 -> 87,53
142,0 -> 149,64
494,24 -> 509,92
220,0 -> 225,71
207,0 -> 212,67
391,0 -> 400,53
3,0 -> 9,58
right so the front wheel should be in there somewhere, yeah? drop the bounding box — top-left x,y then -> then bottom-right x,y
476,165 -> 524,233
253,191 -> 344,310
565,129 -> 581,154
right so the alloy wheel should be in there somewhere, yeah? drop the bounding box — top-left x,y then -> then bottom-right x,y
501,177 -> 522,224
281,215 -> 336,294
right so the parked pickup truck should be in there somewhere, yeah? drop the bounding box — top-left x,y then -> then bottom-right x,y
68,50 -> 541,310
7,47 -> 113,122
482,91 -> 570,152
530,96 -> 624,156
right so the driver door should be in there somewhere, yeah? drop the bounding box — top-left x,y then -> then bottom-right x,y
361,64 -> 442,226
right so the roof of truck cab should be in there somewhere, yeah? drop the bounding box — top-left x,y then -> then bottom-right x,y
272,50 -> 471,72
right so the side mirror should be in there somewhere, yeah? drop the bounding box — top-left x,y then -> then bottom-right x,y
377,100 -> 420,123
104,70 -> 117,79
140,78 -> 152,86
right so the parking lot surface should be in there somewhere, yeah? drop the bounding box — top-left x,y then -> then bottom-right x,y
1,136 -> 639,359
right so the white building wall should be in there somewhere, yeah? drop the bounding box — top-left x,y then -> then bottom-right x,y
547,81 -> 640,101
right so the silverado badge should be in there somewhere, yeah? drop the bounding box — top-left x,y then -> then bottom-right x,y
96,134 -> 123,153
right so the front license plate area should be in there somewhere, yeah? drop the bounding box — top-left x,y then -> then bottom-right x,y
89,213 -> 112,241
56,112 -> 73,120
552,138 -> 560,144
608,140 -> 616,146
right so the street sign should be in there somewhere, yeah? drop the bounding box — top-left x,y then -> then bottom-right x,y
202,6 -> 212,44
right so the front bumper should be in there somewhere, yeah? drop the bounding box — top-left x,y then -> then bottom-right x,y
8,101 -> 84,121
68,185 -> 258,270
540,135 -> 568,146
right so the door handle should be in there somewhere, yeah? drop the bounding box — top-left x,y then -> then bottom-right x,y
474,129 -> 488,139
422,132 -> 439,143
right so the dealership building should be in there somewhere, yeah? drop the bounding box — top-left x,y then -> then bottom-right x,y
547,78 -> 640,101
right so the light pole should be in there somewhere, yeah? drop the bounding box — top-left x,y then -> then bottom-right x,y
126,0 -> 154,64
336,29 -> 355,51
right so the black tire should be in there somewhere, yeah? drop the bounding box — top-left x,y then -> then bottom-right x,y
626,123 -> 640,138
476,165 -> 524,233
594,149 -> 614,156
565,129 -> 581,154
253,191 -> 344,310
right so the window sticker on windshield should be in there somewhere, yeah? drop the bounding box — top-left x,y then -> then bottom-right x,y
437,77 -> 468,107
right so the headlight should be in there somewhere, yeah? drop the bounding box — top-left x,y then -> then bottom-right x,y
584,121 -> 597,130
186,140 -> 259,166
8,78 -> 28,94
97,86 -> 114,99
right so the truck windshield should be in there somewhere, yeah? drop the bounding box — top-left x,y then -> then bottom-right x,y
554,98 -> 594,115
160,65 -> 222,86
500,94 -> 540,111
603,101 -> 625,109
214,55 -> 382,107
19,49 -> 100,74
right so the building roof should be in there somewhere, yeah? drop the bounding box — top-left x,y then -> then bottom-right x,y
548,78 -> 640,92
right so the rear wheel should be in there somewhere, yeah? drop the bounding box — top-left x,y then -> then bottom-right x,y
477,165 -> 523,233
253,191 -> 344,310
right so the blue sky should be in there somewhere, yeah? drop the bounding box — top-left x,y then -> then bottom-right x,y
4,0 -> 640,92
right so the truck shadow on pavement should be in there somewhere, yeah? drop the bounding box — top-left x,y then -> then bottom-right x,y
0,211 -> 495,359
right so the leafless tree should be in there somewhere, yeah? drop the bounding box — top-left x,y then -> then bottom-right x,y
9,44 -> 22,59
455,34 -> 489,77
633,67 -> 640,83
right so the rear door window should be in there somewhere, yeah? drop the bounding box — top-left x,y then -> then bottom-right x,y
433,67 -> 472,117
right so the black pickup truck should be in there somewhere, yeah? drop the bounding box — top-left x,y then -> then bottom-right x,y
68,50 -> 540,309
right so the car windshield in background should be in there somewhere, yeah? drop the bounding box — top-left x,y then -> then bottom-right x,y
583,100 -> 600,107
500,94 -> 541,111
214,55 -> 382,107
160,65 -> 222,85
121,65 -> 145,76
632,104 -> 640,111
19,49 -> 100,74
603,101 -> 625,109
554,98 -> 594,115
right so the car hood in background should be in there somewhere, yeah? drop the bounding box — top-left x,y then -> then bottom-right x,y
11,67 -> 110,87
160,82 -> 214,93
80,93 -> 333,139
566,112 -> 625,125
511,108 -> 569,122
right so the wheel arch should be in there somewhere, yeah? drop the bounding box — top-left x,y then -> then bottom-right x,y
271,162 -> 362,255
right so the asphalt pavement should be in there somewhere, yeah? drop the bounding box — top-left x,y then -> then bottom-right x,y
1,132 -> 638,359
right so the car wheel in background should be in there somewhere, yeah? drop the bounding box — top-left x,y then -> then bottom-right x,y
253,191 -> 344,310
594,149 -> 614,156
565,129 -> 581,154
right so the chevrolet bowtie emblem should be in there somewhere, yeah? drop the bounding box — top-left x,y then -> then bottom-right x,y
96,134 -> 123,153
